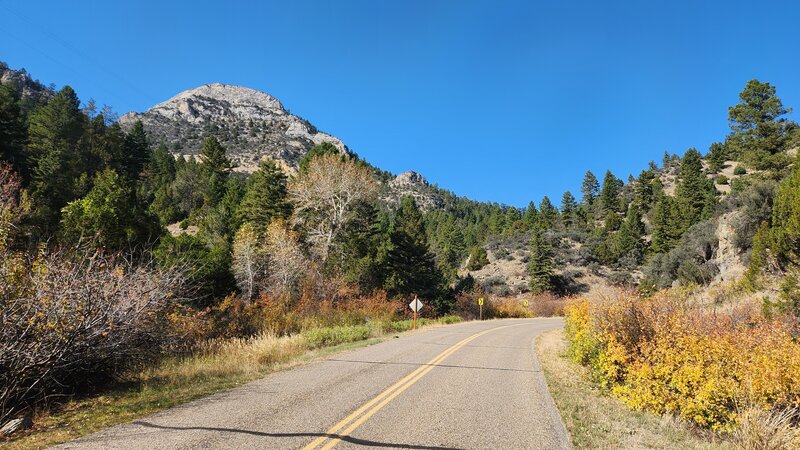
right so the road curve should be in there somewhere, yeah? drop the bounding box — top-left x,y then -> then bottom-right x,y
59,318 -> 569,450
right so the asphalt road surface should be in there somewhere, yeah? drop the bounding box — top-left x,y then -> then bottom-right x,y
60,318 -> 570,450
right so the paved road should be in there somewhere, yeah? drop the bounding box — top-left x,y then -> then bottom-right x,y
60,318 -> 569,450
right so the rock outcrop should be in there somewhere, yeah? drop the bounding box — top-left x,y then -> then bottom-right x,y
385,171 -> 444,210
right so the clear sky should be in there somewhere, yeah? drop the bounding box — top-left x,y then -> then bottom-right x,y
1,0 -> 798,207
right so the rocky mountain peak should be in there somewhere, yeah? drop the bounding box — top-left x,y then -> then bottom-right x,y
119,83 -> 347,173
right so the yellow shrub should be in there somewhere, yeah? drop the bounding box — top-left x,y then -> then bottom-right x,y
564,290 -> 800,431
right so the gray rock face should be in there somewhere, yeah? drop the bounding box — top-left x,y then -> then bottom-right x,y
385,171 -> 444,211
0,65 -> 53,109
119,83 -> 348,173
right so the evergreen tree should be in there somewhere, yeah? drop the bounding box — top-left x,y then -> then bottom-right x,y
503,206 -> 522,235
27,86 -> 87,231
527,225 -> 554,294
199,136 -> 232,207
633,166 -> 657,211
580,170 -> 599,205
538,196 -> 558,229
383,196 -> 444,304
772,154 -> 800,261
466,245 -> 489,270
599,170 -> 620,214
614,204 -> 646,264
334,200 -> 386,291
707,142 -> 728,173
560,191 -> 578,229
237,160 -> 290,233
523,200 -> 538,230
83,115 -> 125,178
0,83 -> 26,175
123,120 -> 150,178
675,148 -> 717,226
650,196 -> 676,254
742,221 -> 770,290
200,176 -> 245,248
725,79 -> 796,170
60,168 -> 159,251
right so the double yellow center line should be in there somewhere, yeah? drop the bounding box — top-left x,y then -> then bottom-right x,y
302,324 -> 514,450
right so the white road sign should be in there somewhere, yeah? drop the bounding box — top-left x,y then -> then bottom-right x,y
409,297 -> 423,312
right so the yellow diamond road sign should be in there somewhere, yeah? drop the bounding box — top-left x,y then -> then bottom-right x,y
478,297 -> 484,306
523,300 -> 529,307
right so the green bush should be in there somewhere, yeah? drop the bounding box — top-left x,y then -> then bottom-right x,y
303,325 -> 371,348
715,175 -> 729,185
734,165 -> 747,176
437,315 -> 463,324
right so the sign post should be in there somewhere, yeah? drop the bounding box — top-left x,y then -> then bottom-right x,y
478,297 -> 484,320
409,296 -> 423,330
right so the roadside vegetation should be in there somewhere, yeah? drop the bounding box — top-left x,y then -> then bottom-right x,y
537,328 -> 732,449
562,289 -> 800,448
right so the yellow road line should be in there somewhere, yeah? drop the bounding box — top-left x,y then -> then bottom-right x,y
302,323 -> 517,450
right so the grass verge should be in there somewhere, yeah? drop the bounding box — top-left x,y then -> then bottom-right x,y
3,316 -> 462,450
535,328 -> 733,449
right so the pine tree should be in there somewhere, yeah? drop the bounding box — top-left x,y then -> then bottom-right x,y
725,79 -> 796,170
237,160 -> 290,233
772,155 -> 800,261
599,170 -> 620,214
650,196 -> 675,254
615,204 -> 646,263
560,191 -> 578,229
335,200 -> 385,291
633,167 -> 656,211
527,225 -> 553,294
580,170 -> 599,205
123,120 -> 150,179
538,196 -> 559,229
60,168 -> 159,251
27,86 -> 87,231
707,142 -> 728,173
199,136 -> 232,207
675,148 -> 717,226
0,83 -> 26,175
383,196 -> 443,302
742,221 -> 770,290
503,206 -> 522,235
523,200 -> 538,230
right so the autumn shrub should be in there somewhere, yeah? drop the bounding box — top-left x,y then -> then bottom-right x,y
565,290 -> 800,432
492,297 -> 534,318
0,248 -> 185,424
529,293 -> 566,317
452,286 -> 492,319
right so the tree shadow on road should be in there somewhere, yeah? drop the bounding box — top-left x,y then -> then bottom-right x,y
129,421 -> 465,449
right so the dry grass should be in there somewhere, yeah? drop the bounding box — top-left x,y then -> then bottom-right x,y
731,407 -> 800,450
535,328 -> 732,449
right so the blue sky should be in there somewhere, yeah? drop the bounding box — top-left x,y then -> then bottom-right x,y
1,0 -> 798,207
